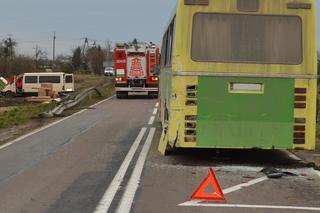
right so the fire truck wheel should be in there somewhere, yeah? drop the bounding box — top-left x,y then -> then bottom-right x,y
116,91 -> 128,99
148,92 -> 158,99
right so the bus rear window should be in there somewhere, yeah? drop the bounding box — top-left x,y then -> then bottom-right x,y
192,13 -> 302,65
39,76 -> 61,83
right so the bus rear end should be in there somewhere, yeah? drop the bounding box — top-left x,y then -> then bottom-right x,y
159,0 -> 317,154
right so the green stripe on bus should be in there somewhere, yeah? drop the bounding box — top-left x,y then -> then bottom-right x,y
197,77 -> 294,148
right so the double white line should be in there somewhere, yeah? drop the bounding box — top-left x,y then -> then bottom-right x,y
94,102 -> 159,213
148,104 -> 158,125
94,128 -> 156,213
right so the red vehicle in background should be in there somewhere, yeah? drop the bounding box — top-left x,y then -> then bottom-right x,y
114,40 -> 160,98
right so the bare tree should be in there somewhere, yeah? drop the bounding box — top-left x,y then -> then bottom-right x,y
34,46 -> 48,70
0,37 -> 18,76
105,39 -> 113,61
72,46 -> 82,70
86,45 -> 105,75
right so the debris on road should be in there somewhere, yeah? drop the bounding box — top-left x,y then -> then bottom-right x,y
26,96 -> 53,103
260,167 -> 298,179
26,83 -> 57,103
291,151 -> 320,171
242,175 -> 256,179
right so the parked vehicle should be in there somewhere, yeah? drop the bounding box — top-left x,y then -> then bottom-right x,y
104,67 -> 115,76
1,76 -> 17,97
114,41 -> 160,98
0,77 -> 7,90
158,0 -> 317,155
1,72 -> 74,96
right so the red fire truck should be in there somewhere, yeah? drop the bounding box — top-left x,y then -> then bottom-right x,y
114,40 -> 160,98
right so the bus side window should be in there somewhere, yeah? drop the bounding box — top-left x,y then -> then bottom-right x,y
160,32 -> 168,68
160,16 -> 176,68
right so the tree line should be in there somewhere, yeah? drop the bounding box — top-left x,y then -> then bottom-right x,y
0,37 -> 113,77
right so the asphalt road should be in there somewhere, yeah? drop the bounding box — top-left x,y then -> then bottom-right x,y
0,95 -> 319,213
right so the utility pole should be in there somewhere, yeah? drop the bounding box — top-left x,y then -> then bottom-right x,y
52,31 -> 56,70
81,37 -> 89,70
7,34 -> 13,61
82,37 -> 89,57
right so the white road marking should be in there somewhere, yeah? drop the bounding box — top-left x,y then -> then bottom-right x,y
116,128 -> 156,213
179,203 -> 320,211
91,95 -> 115,107
155,102 -> 159,107
0,142 -> 13,150
180,176 -> 268,206
0,95 -> 115,151
152,108 -> 158,115
148,116 -> 155,125
94,128 -> 147,213
222,176 -> 268,194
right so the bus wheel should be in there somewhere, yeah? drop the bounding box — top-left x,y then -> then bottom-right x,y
116,91 -> 128,99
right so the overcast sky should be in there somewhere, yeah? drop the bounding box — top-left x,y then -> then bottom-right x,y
0,0 -> 319,58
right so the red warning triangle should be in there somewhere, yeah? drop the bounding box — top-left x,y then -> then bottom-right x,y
191,168 -> 225,201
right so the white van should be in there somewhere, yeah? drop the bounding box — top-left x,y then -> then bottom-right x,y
1,72 -> 74,96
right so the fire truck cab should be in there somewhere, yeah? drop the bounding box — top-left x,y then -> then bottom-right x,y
114,41 -> 160,98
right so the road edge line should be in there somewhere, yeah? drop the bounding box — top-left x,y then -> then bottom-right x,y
178,203 -> 320,211
0,95 -> 115,151
115,128 -> 156,213
94,127 -> 147,213
0,142 -> 13,150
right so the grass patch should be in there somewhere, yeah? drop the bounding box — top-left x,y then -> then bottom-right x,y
66,74 -> 115,112
0,103 -> 55,128
0,74 -> 114,129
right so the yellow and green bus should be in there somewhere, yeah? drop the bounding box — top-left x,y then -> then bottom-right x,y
158,0 -> 317,155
